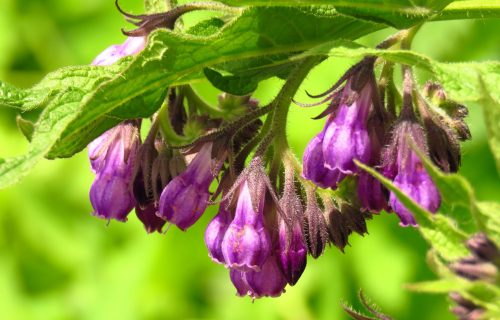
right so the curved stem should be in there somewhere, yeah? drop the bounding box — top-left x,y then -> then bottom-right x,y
272,56 -> 322,151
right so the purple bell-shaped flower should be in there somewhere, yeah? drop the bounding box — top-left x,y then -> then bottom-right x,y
322,80 -> 373,174
221,181 -> 271,272
158,143 -> 221,231
244,254 -> 288,298
88,121 -> 140,221
204,202 -> 232,264
302,119 -> 346,189
382,116 -> 441,226
277,218 -> 307,286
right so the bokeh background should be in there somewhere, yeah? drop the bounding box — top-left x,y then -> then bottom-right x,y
1,1 -> 499,319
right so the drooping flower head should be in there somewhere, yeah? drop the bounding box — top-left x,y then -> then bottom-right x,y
158,142 -> 224,231
221,180 -> 271,272
302,58 -> 384,190
88,121 -> 141,221
382,113 -> 441,226
276,167 -> 307,285
205,201 -> 233,264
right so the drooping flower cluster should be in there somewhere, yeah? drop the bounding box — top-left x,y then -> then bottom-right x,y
302,59 -> 469,226
84,5 -> 471,298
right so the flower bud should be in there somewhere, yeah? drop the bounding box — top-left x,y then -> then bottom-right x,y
277,218 -> 307,286
221,181 -> 271,272
450,258 -> 498,282
88,121 -> 140,221
205,202 -> 232,264
382,117 -> 440,226
322,80 -> 373,175
229,268 -> 251,297
158,143 -> 221,230
92,37 -> 146,66
244,255 -> 287,298
135,203 -> 165,233
466,232 -> 500,262
302,127 -> 346,189
357,171 -> 389,213
304,190 -> 329,258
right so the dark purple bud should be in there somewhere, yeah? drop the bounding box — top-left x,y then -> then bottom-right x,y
322,81 -> 373,174
135,203 -> 165,233
158,143 -> 220,230
467,233 -> 500,262
204,202 -> 232,264
92,37 -> 146,66
449,292 -> 478,310
302,126 -> 346,189
357,171 -> 389,213
424,116 -> 461,173
382,118 -> 440,226
221,181 -> 271,272
244,255 -> 287,298
88,121 -> 140,222
325,205 -> 350,252
450,259 -> 498,282
132,140 -> 159,208
304,190 -> 329,258
277,218 -> 307,286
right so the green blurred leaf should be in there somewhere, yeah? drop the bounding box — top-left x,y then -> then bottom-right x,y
0,6 -> 384,188
475,202 -> 500,247
480,78 -> 500,174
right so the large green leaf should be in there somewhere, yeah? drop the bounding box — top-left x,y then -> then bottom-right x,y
299,41 -> 500,104
219,0 -> 454,28
0,7 -> 383,188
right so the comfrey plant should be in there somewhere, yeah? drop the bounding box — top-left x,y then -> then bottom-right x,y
1,0 -> 500,318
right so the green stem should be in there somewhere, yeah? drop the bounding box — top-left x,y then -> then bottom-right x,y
157,98 -> 190,145
271,56 -> 322,151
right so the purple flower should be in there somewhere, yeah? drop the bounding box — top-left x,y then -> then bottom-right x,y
229,268 -> 251,297
357,171 -> 388,213
383,118 -> 441,226
135,203 -> 165,233
277,218 -> 307,286
244,254 -> 287,298
221,181 -> 271,272
92,37 -> 146,66
88,121 -> 140,221
158,143 -> 220,231
204,202 -> 232,264
229,255 -> 287,299
302,122 -> 346,189
322,81 -> 373,174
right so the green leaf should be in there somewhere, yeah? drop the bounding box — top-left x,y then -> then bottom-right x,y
356,161 -> 469,261
475,202 -> 500,247
144,0 -> 168,13
219,0 -> 454,28
479,79 -> 500,174
203,68 -> 259,95
0,6 -> 384,188
16,116 -> 34,142
299,42 -> 500,104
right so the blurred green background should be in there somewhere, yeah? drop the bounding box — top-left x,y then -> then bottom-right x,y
1,1 -> 499,319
